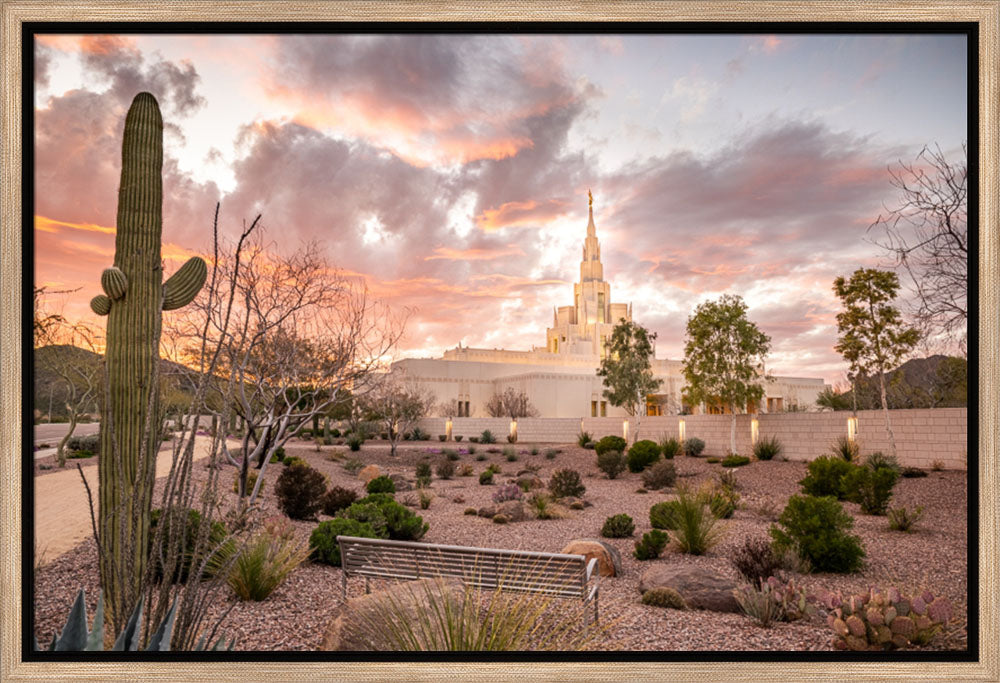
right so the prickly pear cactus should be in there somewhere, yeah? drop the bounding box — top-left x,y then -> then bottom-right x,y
92,92 -> 207,631
824,587 -> 952,650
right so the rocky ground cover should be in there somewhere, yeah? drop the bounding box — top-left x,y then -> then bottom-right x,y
33,435 -> 969,652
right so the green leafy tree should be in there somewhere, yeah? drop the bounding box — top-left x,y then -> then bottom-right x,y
681,294 -> 771,454
596,320 -> 662,442
833,268 -> 920,459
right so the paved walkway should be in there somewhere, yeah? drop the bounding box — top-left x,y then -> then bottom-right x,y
34,437 -> 228,565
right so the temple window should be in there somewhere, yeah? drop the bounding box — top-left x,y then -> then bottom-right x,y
591,400 -> 597,417
600,401 -> 607,417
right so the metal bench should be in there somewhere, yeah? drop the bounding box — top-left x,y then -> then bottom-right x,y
337,535 -> 602,624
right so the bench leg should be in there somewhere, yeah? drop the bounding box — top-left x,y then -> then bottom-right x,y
365,577 -> 370,594
341,570 -> 347,603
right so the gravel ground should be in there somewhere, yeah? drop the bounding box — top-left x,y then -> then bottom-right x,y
33,439 -> 969,652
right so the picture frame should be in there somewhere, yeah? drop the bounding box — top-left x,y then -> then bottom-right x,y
1,2 -> 996,680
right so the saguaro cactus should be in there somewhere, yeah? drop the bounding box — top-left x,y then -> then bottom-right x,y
90,92 -> 207,631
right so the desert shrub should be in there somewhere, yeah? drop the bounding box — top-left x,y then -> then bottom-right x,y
641,587 -> 687,609
596,450 -> 627,479
418,490 -> 433,509
410,427 -> 430,442
901,466 -> 928,478
309,518 -> 377,566
466,444 -> 476,454
682,437 -> 706,457
492,514 -> 510,524
799,456 -> 857,500
444,448 -> 461,461
931,460 -> 945,471
842,464 -> 899,515
829,435 -> 860,462
770,494 -> 865,573
321,486 -> 358,516
577,431 -> 592,447
283,455 -> 307,468
601,514 -> 635,538
730,536 -> 783,585
650,500 -> 682,530
459,464 -> 474,477
659,437 -> 682,459
595,435 -> 627,457
698,480 -> 739,519
753,435 -> 782,461
548,468 -> 586,498
627,440 -> 661,473
705,457 -> 720,464
342,457 -> 363,474
366,475 -> 396,495
544,448 -> 559,459
529,493 -> 555,520
67,434 -> 100,454
274,464 -> 327,520
331,428 -> 341,438
435,459 -> 455,480
299,430 -> 312,440
633,529 -> 669,560
888,505 -> 925,532
733,581 -> 784,628
233,470 -> 263,494
641,460 -> 677,490
269,446 -> 287,463
340,502 -> 389,538
721,454 -> 751,468
864,451 -> 901,475
148,507 -> 228,583
415,461 -> 432,480
347,435 -> 364,451
717,469 -> 740,491
373,498 -> 429,541
492,483 -> 523,504
479,470 -> 494,485
530,447 -> 539,456
227,522 -> 309,601
503,446 -> 517,461
670,486 -> 723,555
480,430 -> 497,444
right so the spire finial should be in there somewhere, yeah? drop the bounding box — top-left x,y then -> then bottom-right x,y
588,189 -> 593,207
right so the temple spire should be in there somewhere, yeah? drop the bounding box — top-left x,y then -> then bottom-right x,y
587,189 -> 596,237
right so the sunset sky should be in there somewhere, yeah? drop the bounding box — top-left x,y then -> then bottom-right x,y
32,32 -> 968,385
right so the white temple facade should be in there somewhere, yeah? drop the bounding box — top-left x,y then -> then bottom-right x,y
393,193 -> 826,418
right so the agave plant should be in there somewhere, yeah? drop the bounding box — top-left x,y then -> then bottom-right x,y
36,588 -> 233,651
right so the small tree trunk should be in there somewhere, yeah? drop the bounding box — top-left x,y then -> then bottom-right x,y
730,408 -> 737,455
312,414 -> 320,434
878,371 -> 897,458
56,412 -> 78,467
323,416 -> 330,441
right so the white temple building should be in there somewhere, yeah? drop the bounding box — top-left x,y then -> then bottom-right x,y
393,193 -> 826,418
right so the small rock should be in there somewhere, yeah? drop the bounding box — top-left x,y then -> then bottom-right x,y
495,500 -> 529,522
452,496 -> 465,504
389,473 -> 412,491
561,539 -> 622,577
516,475 -> 543,490
477,506 -> 496,518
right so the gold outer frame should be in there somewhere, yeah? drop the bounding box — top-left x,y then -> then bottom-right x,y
1,2 -> 996,680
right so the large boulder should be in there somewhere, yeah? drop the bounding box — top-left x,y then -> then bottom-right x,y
495,500 -> 529,522
638,565 -> 740,613
516,475 -> 544,491
560,539 -> 622,577
358,464 -> 381,483
321,578 -> 465,650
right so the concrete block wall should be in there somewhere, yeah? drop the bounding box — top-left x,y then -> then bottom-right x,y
417,407 -> 967,469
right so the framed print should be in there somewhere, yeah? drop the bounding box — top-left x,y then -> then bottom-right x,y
2,2 -> 997,681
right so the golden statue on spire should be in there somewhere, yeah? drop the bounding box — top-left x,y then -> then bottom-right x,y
588,188 -> 593,207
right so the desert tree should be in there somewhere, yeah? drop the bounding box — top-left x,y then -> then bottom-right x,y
597,319 -> 662,441
681,294 -> 772,454
868,143 -> 967,354
833,268 -> 920,459
485,387 -> 540,420
362,370 -> 435,456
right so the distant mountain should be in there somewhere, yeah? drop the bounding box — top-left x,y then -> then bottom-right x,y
817,355 -> 967,411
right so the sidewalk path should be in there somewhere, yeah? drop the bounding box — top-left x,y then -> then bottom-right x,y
34,437 -> 231,565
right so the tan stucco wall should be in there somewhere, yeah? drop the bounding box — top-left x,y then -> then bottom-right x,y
416,407 -> 968,470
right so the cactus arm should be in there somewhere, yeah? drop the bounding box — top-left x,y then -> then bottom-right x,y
162,256 -> 207,310
90,295 -> 112,316
101,266 -> 128,300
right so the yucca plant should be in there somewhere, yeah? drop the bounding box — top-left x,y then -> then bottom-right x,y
888,505 -> 925,532
36,588 -> 233,651
830,435 -> 861,462
670,485 -> 724,555
752,435 -> 783,461
227,520 -> 310,601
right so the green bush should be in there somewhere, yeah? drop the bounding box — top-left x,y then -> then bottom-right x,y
601,513 -> 635,538
596,450 -> 626,479
705,457 -> 720,464
148,507 -> 228,584
669,486 -> 723,555
274,464 -> 327,520
321,486 -> 358,516
415,461 -> 432,480
331,428 -> 341,438
283,456 -> 307,468
227,522 -> 308,601
703,483 -> 739,519
479,470 -> 494,485
799,456 -> 857,500
659,437 -> 682,459
269,446 -> 287,463
480,430 -> 497,444
864,451 -> 901,475
888,505 -> 925,532
682,437 -> 706,457
595,435 -> 627,456
770,494 -> 865,573
641,587 -> 687,609
340,502 -> 388,538
347,435 -> 364,451
842,465 -> 899,515
435,459 -> 455,480
577,431 -> 592,447
752,435 -> 782,461
640,460 -> 677,490
232,470 -> 263,494
627,440 -> 661,473
67,434 -> 100,453
309,518 -> 377,566
373,498 -> 429,541
548,468 -> 585,498
544,449 -> 559,459
649,500 -> 682,530
411,427 -> 430,442
633,529 -> 669,560
366,475 -> 396,495
721,454 -> 750,467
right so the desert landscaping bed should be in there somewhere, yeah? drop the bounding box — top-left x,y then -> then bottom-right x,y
33,437 -> 969,652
